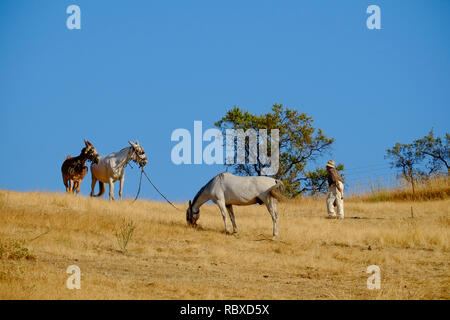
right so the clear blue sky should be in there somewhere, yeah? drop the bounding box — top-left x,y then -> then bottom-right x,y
1,0 -> 449,201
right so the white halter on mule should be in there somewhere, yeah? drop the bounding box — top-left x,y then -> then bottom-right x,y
90,141 -> 148,200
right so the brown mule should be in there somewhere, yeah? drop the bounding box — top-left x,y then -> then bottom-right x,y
61,140 -> 100,195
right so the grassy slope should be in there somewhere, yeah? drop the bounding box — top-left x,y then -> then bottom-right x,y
0,190 -> 449,300
356,175 -> 450,202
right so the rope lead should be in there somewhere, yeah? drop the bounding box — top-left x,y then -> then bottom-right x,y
133,168 -> 183,212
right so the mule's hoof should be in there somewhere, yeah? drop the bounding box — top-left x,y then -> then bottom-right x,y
187,222 -> 198,228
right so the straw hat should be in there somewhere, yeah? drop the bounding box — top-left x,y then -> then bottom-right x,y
326,160 -> 335,168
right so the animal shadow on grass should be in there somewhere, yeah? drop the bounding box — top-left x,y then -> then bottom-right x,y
253,234 -> 288,244
348,216 -> 385,220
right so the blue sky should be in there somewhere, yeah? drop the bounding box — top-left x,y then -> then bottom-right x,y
1,0 -> 449,201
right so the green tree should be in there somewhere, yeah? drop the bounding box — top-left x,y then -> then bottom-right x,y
413,130 -> 449,175
386,143 -> 423,194
215,104 -> 335,197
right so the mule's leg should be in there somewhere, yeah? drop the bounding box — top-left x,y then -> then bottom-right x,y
75,180 -> 81,195
119,176 -> 124,200
90,179 -> 97,197
215,200 -> 230,234
265,196 -> 279,238
108,178 -> 115,200
226,205 -> 238,234
90,174 -> 97,197
63,178 -> 70,193
72,181 -> 79,195
69,180 -> 74,193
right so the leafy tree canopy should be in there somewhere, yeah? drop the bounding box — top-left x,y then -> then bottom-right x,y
215,104 -> 339,197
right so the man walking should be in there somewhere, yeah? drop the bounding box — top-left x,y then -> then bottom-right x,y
326,160 -> 344,219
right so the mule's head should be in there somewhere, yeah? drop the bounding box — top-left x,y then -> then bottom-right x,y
83,140 -> 100,164
128,140 -> 148,167
186,200 -> 199,227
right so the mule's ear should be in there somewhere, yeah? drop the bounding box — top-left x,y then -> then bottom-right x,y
84,139 -> 89,146
135,140 -> 140,146
128,140 -> 137,148
188,200 -> 192,208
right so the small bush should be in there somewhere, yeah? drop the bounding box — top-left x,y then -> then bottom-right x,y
114,219 -> 136,254
0,239 -> 34,260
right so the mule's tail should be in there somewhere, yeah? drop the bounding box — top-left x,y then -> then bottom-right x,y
94,182 -> 106,197
269,179 -> 286,201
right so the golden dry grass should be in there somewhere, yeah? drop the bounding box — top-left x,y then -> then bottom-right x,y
0,190 -> 449,300
355,175 -> 450,202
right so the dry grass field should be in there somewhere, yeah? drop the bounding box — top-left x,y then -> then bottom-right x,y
0,189 -> 449,300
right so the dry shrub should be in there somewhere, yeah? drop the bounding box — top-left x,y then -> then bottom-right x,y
114,218 -> 136,254
0,239 -> 34,260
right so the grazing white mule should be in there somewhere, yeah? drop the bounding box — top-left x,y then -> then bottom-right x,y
186,172 -> 284,237
90,141 -> 147,200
